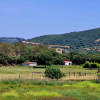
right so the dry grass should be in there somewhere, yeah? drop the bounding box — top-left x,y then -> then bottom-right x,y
0,66 -> 45,72
0,66 -> 98,80
60,68 -> 97,73
0,73 -> 97,81
62,75 -> 97,80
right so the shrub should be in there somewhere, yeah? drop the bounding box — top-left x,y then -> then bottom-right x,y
45,66 -> 66,79
83,61 -> 90,68
83,61 -> 100,68
97,73 -> 100,76
89,62 -> 100,68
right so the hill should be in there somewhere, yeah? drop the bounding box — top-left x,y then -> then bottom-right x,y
0,37 -> 26,43
1,28 -> 100,53
27,28 -> 100,52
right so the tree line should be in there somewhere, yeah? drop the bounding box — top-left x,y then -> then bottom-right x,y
0,42 -> 100,66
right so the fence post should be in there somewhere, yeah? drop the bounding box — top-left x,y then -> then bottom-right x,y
76,76 -> 77,80
69,72 -> 70,77
97,75 -> 100,81
74,72 -> 75,77
85,73 -> 86,76
32,73 -> 33,79
19,74 -> 20,79
79,72 -> 81,76
40,74 -> 41,79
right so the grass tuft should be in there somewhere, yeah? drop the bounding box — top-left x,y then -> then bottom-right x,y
63,81 -> 100,88
25,90 -> 61,97
2,90 -> 19,99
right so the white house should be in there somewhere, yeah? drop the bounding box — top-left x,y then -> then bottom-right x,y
64,61 -> 72,65
22,62 -> 37,67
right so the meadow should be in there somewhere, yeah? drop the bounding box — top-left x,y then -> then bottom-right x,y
0,65 -> 98,80
0,65 -> 100,100
0,79 -> 100,100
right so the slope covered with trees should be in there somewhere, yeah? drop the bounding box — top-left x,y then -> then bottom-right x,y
27,28 -> 100,49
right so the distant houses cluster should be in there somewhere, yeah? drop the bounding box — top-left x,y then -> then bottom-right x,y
22,61 -> 72,67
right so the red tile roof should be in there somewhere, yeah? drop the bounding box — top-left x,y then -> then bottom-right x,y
64,61 -> 72,62
22,62 -> 37,64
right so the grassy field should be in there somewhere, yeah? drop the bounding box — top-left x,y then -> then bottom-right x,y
0,65 -> 98,80
0,79 -> 100,100
0,65 -> 100,100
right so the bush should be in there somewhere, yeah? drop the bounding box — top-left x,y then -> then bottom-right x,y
90,62 -> 100,68
98,73 -> 100,76
83,61 -> 100,68
45,66 -> 66,79
83,61 -> 90,68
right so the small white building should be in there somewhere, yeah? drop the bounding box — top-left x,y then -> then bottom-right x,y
22,62 -> 37,67
64,61 -> 72,65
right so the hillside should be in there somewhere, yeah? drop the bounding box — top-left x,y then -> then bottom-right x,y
27,28 -> 100,52
0,37 -> 26,43
1,28 -> 100,53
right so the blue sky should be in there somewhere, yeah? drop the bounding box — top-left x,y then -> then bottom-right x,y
0,0 -> 100,39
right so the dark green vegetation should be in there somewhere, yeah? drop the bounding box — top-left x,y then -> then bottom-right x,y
1,42 -> 100,65
45,66 -> 65,79
0,42 -> 64,66
0,37 -> 25,43
83,61 -> 100,68
36,50 -> 64,66
0,79 -> 100,100
27,28 -> 100,52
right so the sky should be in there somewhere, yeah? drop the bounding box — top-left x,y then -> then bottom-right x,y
0,0 -> 100,39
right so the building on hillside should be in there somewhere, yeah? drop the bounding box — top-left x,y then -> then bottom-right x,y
22,62 -> 37,67
64,61 -> 72,65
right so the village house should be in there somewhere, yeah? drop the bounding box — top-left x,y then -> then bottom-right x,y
22,62 -> 37,67
64,61 -> 72,65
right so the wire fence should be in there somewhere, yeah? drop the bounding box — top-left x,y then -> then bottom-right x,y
1,71 -> 100,81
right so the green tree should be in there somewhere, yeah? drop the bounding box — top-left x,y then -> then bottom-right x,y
36,50 -> 53,66
83,61 -> 90,68
45,66 -> 65,79
53,56 -> 64,65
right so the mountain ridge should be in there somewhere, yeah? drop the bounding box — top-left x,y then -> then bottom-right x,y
26,27 -> 100,52
27,28 -> 100,47
1,28 -> 100,52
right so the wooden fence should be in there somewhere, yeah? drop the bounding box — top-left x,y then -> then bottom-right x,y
0,71 -> 99,81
